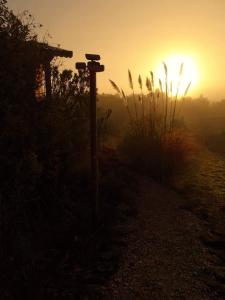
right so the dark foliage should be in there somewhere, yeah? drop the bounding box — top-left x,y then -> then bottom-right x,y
0,2 -> 101,298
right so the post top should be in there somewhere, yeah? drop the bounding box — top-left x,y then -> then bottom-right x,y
85,54 -> 101,61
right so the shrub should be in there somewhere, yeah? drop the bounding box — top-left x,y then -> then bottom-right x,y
0,3 -> 93,296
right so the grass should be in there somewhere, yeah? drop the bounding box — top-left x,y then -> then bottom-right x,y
109,63 -> 194,179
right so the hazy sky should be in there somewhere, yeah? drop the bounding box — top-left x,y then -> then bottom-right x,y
8,0 -> 225,99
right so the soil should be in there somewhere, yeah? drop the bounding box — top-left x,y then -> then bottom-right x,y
99,173 -> 216,299
8,147 -> 225,299
95,148 -> 225,299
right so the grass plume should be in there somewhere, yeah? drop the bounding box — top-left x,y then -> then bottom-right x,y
109,61 -> 192,179
109,79 -> 121,95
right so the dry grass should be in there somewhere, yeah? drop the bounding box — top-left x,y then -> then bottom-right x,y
109,63 -> 194,179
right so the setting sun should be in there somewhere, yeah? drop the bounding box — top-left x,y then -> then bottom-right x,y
156,55 -> 200,96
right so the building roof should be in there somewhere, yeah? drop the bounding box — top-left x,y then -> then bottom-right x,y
1,34 -> 73,59
38,43 -> 73,59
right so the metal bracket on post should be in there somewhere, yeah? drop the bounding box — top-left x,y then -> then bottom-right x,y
76,54 -> 104,226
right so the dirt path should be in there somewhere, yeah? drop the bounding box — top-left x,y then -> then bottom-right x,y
100,175 -> 217,299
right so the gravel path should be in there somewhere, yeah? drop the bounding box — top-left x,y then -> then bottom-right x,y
100,175 -> 215,299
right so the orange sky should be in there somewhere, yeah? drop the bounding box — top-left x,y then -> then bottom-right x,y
8,0 -> 225,100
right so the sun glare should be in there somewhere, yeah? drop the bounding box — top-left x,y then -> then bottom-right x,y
156,55 -> 199,96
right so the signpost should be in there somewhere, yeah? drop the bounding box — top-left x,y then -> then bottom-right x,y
76,54 -> 104,225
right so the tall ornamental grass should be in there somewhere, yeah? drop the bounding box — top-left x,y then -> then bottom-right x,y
109,62 -> 195,179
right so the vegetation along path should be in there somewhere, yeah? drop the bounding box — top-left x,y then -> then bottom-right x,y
99,171 -> 219,299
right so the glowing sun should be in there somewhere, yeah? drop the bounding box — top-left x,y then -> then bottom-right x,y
156,55 -> 199,96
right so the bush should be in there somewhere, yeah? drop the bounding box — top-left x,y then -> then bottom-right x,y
120,129 -> 195,179
0,3 -> 96,297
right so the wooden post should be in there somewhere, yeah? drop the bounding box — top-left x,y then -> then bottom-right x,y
76,57 -> 104,226
89,68 -> 99,224
87,58 -> 104,225
44,59 -> 52,99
